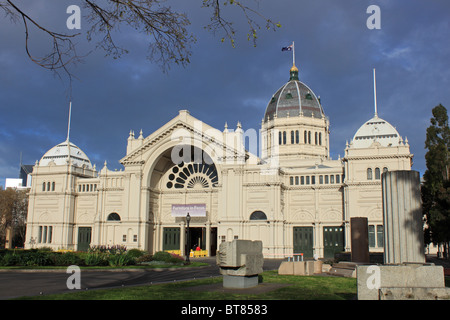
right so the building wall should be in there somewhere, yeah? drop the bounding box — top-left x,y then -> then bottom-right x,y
24,111 -> 414,259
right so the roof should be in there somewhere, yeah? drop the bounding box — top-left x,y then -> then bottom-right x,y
39,140 -> 92,168
350,115 -> 402,148
264,65 -> 324,122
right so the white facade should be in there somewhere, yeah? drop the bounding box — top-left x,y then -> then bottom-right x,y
24,65 -> 413,258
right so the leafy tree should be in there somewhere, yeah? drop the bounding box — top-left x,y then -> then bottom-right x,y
0,187 -> 29,248
422,104 -> 450,258
0,0 -> 280,78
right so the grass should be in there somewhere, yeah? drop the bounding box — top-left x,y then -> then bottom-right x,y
15,271 -> 357,300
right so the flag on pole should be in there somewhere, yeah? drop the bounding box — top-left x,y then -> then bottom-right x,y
281,44 -> 293,52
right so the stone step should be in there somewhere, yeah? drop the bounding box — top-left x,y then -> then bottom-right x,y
327,262 -> 359,278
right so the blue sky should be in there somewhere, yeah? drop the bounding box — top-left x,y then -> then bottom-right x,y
1,0 -> 449,187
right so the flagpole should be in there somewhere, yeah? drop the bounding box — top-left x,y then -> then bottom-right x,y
292,41 -> 295,66
67,101 -> 72,142
373,68 -> 378,117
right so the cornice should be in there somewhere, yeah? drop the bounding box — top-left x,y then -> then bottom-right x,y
343,153 -> 413,161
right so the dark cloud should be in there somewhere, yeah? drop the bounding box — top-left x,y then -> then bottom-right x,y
1,0 -> 450,186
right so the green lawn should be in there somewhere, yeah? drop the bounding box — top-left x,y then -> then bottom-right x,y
16,271 -> 357,300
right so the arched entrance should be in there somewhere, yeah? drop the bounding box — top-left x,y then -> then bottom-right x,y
148,145 -> 220,256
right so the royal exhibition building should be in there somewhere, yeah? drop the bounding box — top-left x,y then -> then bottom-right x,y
24,63 -> 413,259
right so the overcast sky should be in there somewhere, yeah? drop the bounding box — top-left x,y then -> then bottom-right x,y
1,0 -> 449,187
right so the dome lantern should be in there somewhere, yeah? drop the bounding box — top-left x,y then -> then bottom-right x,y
289,63 -> 299,81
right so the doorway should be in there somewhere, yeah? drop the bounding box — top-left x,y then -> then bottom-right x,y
163,227 -> 180,251
77,227 -> 92,252
186,227 -> 205,251
293,227 -> 314,258
323,226 -> 345,259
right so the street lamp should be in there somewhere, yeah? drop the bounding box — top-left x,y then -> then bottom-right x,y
186,213 -> 191,263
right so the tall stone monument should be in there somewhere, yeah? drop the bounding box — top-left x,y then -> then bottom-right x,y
351,217 -> 370,263
357,170 -> 450,300
381,170 -> 425,264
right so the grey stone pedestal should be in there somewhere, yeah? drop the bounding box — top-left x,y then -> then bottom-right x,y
223,275 -> 259,289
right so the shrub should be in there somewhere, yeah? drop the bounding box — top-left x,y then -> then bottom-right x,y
21,250 -> 53,266
152,251 -> 185,264
0,253 -> 19,266
136,253 -> 153,263
53,252 -> 84,266
84,252 -> 108,266
89,245 -> 127,255
126,249 -> 146,259
108,253 -> 134,267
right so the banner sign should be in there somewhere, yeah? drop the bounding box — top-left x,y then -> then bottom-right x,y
171,204 -> 206,217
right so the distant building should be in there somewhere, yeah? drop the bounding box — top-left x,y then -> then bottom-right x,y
19,164 -> 33,188
24,64 -> 413,258
5,164 -> 33,190
5,179 -> 24,189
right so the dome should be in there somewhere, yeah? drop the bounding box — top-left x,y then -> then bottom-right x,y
39,140 -> 93,168
264,64 -> 324,122
351,115 -> 402,149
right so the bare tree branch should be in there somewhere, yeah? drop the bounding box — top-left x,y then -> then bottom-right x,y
1,0 -> 280,79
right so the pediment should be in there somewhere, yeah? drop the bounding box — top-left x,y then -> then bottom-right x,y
120,110 -> 258,166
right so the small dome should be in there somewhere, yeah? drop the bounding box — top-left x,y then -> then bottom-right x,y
264,78 -> 324,122
351,115 -> 402,148
39,140 -> 92,168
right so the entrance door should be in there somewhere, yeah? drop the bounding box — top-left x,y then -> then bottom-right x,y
77,227 -> 92,252
210,227 -> 217,256
163,227 -> 180,251
187,227 -> 206,251
323,226 -> 344,259
293,227 -> 314,258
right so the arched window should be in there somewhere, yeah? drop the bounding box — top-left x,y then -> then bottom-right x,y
52,182 -> 55,191
304,130 -> 307,143
319,132 -> 322,145
308,131 -> 311,144
295,130 -> 299,144
279,131 -> 282,145
47,182 -> 51,191
367,168 -> 373,180
383,167 -> 389,173
375,168 -> 381,180
291,131 -> 294,144
250,211 -> 267,221
283,131 -> 287,145
315,132 -> 318,145
42,182 -> 46,191
107,213 -> 121,221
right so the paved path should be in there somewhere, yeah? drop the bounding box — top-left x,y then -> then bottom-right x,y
0,258 -> 283,300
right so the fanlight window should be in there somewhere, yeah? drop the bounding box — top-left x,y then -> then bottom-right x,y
166,161 -> 218,189
107,213 -> 121,221
249,211 -> 267,221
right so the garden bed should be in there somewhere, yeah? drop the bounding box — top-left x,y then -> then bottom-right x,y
0,247 -> 195,268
